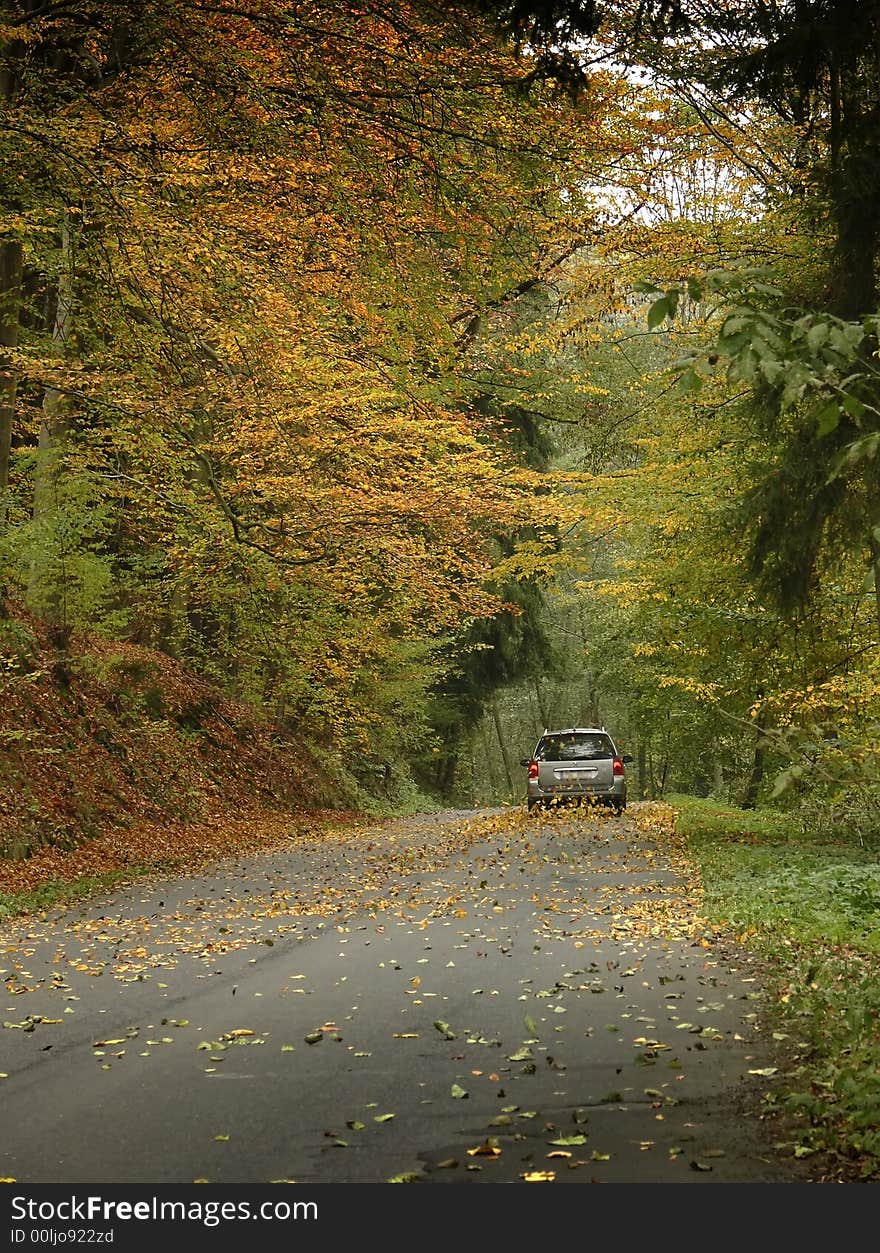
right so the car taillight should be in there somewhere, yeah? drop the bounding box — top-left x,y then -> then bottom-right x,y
528,760 -> 539,779
612,758 -> 624,777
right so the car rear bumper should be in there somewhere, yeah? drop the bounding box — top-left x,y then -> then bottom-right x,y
527,781 -> 626,805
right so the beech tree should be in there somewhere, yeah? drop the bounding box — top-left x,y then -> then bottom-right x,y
0,1 -> 601,791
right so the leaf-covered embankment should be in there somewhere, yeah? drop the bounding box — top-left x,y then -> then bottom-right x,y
0,606 -> 351,915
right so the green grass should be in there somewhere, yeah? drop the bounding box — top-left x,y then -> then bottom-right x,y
0,869 -> 146,923
671,794 -> 880,1179
672,794 -> 880,949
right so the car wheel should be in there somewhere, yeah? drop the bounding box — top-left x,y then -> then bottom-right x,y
527,797 -> 539,811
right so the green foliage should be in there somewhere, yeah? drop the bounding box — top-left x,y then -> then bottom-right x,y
680,794 -> 880,1176
681,798 -> 880,945
6,464 -> 124,633
768,946 -> 880,1175
670,793 -> 795,841
420,569 -> 560,800
642,274 -> 880,621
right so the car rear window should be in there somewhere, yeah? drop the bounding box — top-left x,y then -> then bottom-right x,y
536,733 -> 614,761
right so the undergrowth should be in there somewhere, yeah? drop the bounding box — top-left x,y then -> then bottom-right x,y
672,794 -> 880,1180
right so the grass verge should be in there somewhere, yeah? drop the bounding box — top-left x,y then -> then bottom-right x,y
0,871 -> 145,923
670,794 -> 880,1180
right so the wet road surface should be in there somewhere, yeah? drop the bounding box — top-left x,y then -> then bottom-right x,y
0,806 -> 802,1183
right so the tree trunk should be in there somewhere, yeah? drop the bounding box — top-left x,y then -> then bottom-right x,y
713,760 -> 725,800
468,729 -> 478,808
826,56 -> 880,320
637,741 -> 647,801
0,18 -> 23,528
870,526 -> 880,635
437,748 -> 457,798
533,677 -> 550,728
34,218 -> 74,507
0,238 -> 22,522
479,719 -> 500,800
742,717 -> 767,810
829,161 -> 880,320
490,694 -> 515,798
30,218 -> 74,623
658,753 -> 669,798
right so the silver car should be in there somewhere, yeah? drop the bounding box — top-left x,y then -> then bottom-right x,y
521,728 -> 632,813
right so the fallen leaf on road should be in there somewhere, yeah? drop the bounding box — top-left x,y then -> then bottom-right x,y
506,1046 -> 533,1062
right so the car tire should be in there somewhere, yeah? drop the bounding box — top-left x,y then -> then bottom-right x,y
527,797 -> 539,811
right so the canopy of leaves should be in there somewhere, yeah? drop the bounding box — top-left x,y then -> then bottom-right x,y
0,0 -> 598,802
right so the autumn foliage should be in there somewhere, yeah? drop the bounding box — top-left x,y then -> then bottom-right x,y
0,0 -> 593,832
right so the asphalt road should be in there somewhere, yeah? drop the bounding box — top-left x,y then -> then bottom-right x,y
0,806 -> 804,1184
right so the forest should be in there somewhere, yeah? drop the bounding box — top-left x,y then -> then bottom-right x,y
3,0 -> 880,1183
2,0 -> 879,834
